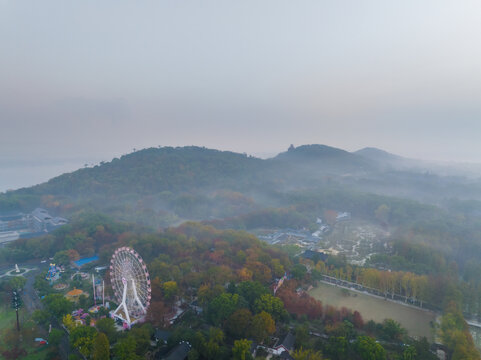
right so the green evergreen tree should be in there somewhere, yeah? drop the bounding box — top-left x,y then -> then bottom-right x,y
93,332 -> 110,360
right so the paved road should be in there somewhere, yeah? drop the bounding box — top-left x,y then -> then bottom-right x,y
23,267 -> 42,313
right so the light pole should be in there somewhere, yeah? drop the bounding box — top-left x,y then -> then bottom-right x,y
11,290 -> 22,331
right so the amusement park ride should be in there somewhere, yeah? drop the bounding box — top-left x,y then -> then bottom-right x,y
109,247 -> 151,328
42,247 -> 151,329
45,263 -> 62,283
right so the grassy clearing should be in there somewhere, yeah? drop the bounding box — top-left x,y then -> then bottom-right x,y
0,307 -> 53,359
0,306 -> 16,332
309,282 -> 436,341
22,347 -> 51,360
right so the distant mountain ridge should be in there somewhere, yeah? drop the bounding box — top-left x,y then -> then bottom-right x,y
34,146 -> 265,196
3,144 -> 481,228
16,144 -> 376,198
0,144 -> 378,220
355,147 -> 404,162
354,147 -> 471,176
272,144 -> 374,173
279,144 -> 357,159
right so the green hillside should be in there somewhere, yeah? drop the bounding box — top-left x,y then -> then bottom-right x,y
3,144 -> 481,230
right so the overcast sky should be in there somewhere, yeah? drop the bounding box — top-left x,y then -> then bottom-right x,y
2,0 -> 481,172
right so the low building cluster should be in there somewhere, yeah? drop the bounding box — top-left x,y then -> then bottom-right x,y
0,208 -> 68,244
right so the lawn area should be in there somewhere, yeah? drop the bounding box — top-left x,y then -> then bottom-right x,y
22,346 -> 51,360
0,306 -> 16,331
309,282 -> 436,341
0,307 -> 53,359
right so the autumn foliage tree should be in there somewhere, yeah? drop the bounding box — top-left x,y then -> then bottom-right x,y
277,286 -> 323,320
233,339 -> 253,360
226,309 -> 253,339
250,311 -> 275,342
145,301 -> 169,328
440,302 -> 480,360
292,348 -> 324,360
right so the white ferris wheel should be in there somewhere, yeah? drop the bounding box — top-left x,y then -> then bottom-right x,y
110,246 -> 151,327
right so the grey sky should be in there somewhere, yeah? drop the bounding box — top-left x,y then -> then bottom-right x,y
2,0 -> 481,169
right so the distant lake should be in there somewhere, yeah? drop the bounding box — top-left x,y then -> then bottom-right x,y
0,159 -> 100,193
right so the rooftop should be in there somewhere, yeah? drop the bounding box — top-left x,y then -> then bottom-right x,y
300,250 -> 328,262
74,255 -> 99,267
66,288 -> 84,297
163,342 -> 191,360
279,332 -> 295,350
32,208 -> 52,221
155,329 -> 171,343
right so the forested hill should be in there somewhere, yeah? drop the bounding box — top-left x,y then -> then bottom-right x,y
355,147 -> 404,164
274,144 -> 373,172
3,144 -> 481,229
0,144 -> 379,217
22,147 -> 266,196
20,144 -> 375,198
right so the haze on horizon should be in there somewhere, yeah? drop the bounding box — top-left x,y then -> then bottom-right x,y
2,1 -> 481,173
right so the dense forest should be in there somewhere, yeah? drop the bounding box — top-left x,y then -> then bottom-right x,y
3,145 -> 481,228
1,214 -> 463,359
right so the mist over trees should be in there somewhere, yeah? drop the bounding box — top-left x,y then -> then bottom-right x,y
2,144 -> 481,357
4,145 -> 481,227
